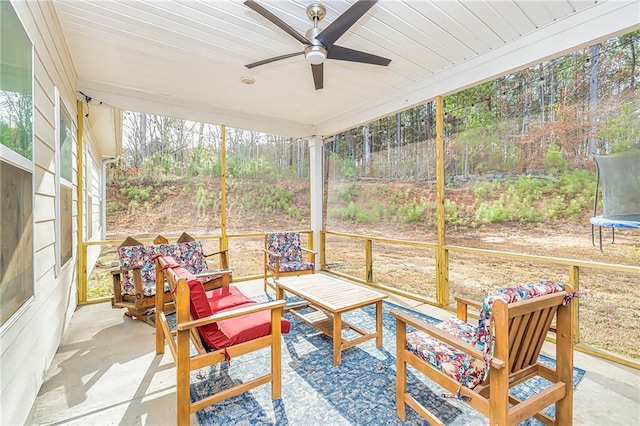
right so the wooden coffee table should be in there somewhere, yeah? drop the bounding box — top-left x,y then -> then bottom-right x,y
274,274 -> 387,365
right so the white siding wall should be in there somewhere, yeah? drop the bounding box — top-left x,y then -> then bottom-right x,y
1,1 -> 101,424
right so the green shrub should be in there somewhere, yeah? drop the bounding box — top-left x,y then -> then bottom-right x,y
195,184 -> 218,217
241,183 -> 300,218
330,202 -> 376,223
338,183 -> 360,202
473,180 -> 499,201
545,143 -> 568,173
444,199 -> 462,224
121,186 -> 150,202
106,201 -> 120,212
397,199 -> 427,223
475,201 -> 507,223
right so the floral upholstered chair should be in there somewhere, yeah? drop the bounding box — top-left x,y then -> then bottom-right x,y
391,281 -> 576,425
111,236 -> 180,322
263,231 -> 316,291
176,232 -> 232,287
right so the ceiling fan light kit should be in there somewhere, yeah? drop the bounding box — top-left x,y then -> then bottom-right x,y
244,0 -> 391,90
304,45 -> 327,65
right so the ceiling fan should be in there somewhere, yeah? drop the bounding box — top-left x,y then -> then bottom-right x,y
244,0 -> 391,90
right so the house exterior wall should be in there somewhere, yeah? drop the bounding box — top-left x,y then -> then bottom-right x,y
1,2 -> 103,424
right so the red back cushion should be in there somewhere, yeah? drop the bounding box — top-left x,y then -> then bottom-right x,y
207,286 -> 255,312
162,256 -> 290,350
162,256 -> 217,335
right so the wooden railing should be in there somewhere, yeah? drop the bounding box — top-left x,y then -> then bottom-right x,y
80,229 -> 639,369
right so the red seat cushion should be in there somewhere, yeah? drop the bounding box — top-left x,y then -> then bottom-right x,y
203,307 -> 291,349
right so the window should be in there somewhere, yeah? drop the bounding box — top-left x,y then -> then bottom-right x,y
0,1 -> 34,326
58,99 -> 74,266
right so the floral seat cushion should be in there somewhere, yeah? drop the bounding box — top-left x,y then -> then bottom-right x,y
406,319 -> 487,389
266,232 -> 314,272
118,243 -> 180,296
405,281 -> 565,390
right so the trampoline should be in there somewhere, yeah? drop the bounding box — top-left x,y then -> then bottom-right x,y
590,147 -> 640,250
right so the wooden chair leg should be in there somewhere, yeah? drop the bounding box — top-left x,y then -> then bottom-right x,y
271,308 -> 282,399
176,281 -> 192,426
555,301 -> 574,424
264,267 -> 269,292
490,309 -> 509,426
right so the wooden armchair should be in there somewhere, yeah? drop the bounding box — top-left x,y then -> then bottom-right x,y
155,255 -> 290,425
263,231 -> 316,291
391,281 -> 575,425
111,234 -> 231,323
111,235 -> 178,322
176,232 -> 232,287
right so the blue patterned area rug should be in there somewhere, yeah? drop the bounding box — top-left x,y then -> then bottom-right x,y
189,296 -> 585,425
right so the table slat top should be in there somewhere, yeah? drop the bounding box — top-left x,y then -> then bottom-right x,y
275,275 -> 386,313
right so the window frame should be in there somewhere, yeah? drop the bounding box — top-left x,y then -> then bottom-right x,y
0,0 -> 35,330
55,88 -> 75,274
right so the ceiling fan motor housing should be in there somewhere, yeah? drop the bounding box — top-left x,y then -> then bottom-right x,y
304,26 -> 327,65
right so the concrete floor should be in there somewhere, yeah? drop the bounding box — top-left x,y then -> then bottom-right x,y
27,277 -> 640,425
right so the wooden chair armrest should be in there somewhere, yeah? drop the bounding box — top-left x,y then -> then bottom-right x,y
177,300 -> 286,331
300,247 -> 318,255
455,295 -> 482,309
454,295 -> 482,322
263,249 -> 281,258
110,264 -> 142,275
193,269 -> 232,284
194,269 -> 232,279
390,309 -> 504,369
203,249 -> 228,258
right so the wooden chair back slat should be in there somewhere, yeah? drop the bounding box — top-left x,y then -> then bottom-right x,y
507,315 -> 525,369
508,299 -> 561,374
513,310 -> 542,371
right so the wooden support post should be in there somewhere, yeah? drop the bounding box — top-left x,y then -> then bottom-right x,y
220,124 -> 228,254
435,96 -> 449,306
365,238 -> 373,283
320,232 -> 326,269
76,100 -> 86,304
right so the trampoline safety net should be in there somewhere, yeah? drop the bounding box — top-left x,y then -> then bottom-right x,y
590,146 -> 640,249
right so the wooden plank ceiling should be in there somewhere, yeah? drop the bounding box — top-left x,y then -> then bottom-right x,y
52,0 -> 639,138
